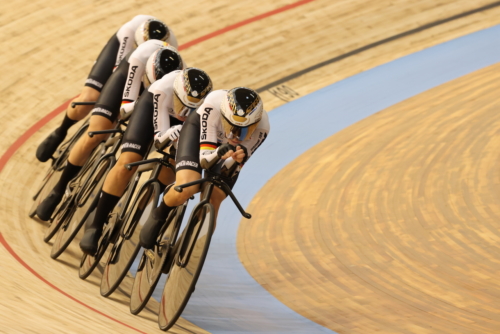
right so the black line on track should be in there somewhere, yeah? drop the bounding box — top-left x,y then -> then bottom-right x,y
256,1 -> 500,93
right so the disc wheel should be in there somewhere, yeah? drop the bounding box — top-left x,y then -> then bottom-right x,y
100,182 -> 159,297
129,202 -> 186,315
158,202 -> 215,331
50,154 -> 111,259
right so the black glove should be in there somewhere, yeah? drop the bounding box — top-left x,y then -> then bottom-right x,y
236,145 -> 248,164
217,143 -> 236,158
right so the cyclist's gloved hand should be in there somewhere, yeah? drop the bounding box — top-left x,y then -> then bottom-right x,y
232,145 -> 248,164
120,101 -> 136,119
217,143 -> 236,158
165,124 -> 182,141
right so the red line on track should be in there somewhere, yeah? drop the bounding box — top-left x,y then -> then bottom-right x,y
0,233 -> 147,334
178,0 -> 316,50
0,0 -> 315,330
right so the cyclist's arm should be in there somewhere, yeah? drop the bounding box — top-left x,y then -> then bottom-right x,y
198,103 -> 221,169
149,82 -> 172,136
114,15 -> 153,68
222,111 -> 270,172
115,27 -> 135,68
121,40 -> 167,107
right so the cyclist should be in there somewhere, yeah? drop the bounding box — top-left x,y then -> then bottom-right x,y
79,67 -> 213,255
36,16 -> 178,162
35,44 -> 184,221
139,87 -> 270,249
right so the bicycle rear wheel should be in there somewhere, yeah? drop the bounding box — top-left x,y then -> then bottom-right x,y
50,154 -> 111,259
30,121 -> 89,219
129,202 -> 186,315
158,202 -> 215,331
100,182 -> 159,297
43,193 -> 75,242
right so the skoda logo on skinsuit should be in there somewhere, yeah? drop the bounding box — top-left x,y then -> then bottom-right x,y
118,37 -> 128,62
124,66 -> 138,98
201,107 -> 212,140
153,93 -> 160,131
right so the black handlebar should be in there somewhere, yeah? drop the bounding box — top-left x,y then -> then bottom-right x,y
154,137 -> 172,151
88,129 -> 122,138
173,162 -> 251,219
71,101 -> 96,108
125,158 -> 161,170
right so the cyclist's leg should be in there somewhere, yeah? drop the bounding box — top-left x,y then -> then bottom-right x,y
36,54 -> 127,220
164,170 -> 201,205
139,169 -> 200,249
140,111 -> 202,249
68,115 -> 113,165
208,186 -> 227,231
80,91 -> 155,254
158,163 -> 176,190
36,34 -> 119,162
79,150 -> 139,254
35,114 -> 114,221
66,86 -> 101,121
163,110 -> 203,206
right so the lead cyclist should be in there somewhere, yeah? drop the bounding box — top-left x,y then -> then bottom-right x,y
36,15 -> 178,162
139,87 -> 270,249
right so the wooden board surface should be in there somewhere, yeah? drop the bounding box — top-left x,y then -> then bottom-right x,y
1,0 -> 500,332
239,62 -> 500,333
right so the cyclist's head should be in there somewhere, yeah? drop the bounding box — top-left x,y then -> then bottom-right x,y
173,67 -> 213,118
134,19 -> 170,46
220,87 -> 263,141
143,46 -> 183,88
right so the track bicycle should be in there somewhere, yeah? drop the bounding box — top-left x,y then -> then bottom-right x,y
78,140 -> 166,280
48,111 -> 131,259
98,140 -> 176,297
127,140 -> 191,315
158,158 -> 251,331
28,101 -> 95,219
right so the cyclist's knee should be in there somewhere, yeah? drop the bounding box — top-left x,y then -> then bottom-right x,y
69,87 -> 100,120
80,86 -> 100,102
81,131 -> 105,150
114,153 -> 141,179
210,187 -> 226,207
169,185 -> 197,204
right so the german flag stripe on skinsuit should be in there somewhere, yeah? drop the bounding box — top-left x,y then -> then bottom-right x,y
201,143 -> 217,150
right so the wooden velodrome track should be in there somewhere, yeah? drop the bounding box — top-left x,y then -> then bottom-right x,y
1,0 -> 500,333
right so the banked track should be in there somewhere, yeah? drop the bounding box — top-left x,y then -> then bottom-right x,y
2,0 -> 500,332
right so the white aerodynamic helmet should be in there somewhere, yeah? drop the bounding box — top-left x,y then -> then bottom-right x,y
143,46 -> 183,88
220,87 -> 263,141
172,67 -> 213,117
134,18 -> 170,46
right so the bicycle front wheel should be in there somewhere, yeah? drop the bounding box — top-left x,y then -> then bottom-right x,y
130,202 -> 186,315
100,182 -> 159,297
158,202 -> 215,331
50,154 -> 111,259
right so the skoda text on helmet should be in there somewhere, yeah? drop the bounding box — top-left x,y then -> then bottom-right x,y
173,68 -> 213,117
134,19 -> 170,46
143,46 -> 183,88
220,87 -> 263,141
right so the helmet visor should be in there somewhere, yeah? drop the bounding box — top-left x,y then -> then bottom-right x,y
221,116 -> 258,141
173,92 -> 196,117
